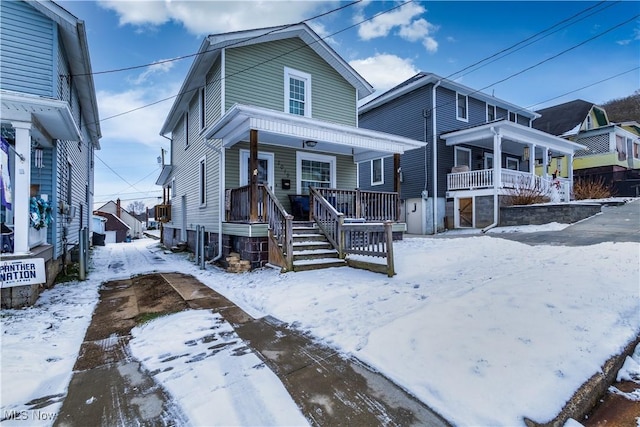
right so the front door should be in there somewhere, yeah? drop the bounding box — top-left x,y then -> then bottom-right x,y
459,197 -> 473,228
240,150 -> 274,190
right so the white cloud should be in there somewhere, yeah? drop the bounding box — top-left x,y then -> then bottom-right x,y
356,2 -> 438,53
98,0 -> 333,35
97,81 -> 180,147
349,53 -> 419,92
129,60 -> 176,85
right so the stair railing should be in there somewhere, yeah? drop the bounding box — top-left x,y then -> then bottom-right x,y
263,185 -> 294,271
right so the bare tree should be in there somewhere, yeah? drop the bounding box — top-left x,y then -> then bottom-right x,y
127,200 -> 146,215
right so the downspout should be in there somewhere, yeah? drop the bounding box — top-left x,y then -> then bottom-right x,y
431,80 -> 441,234
482,127 -> 500,233
204,138 -> 225,262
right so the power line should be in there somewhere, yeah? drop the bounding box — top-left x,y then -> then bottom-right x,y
451,1 -> 620,80
526,66 -> 640,110
97,0 -> 415,123
73,0 -> 363,78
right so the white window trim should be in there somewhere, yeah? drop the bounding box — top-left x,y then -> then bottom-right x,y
487,104 -> 496,122
239,149 -> 275,190
454,146 -> 472,168
371,158 -> 384,186
170,178 -> 176,198
456,92 -> 468,122
184,112 -> 189,149
296,151 -> 336,194
199,87 -> 206,131
284,67 -> 312,117
198,155 -> 207,207
506,156 -> 520,171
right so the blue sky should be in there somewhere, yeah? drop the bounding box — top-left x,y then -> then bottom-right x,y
56,0 -> 640,211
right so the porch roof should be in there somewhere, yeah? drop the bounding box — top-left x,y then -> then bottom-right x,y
441,120 -> 586,155
204,104 -> 425,163
1,90 -> 81,145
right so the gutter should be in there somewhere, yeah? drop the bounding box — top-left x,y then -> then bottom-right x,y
432,80 -> 441,234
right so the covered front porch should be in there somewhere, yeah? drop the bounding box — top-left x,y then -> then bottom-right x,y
205,104 -> 424,273
442,120 -> 585,229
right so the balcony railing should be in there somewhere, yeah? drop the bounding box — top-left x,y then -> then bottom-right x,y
447,169 -> 570,201
155,204 -> 171,223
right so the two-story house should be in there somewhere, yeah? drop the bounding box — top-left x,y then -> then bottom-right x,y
156,23 -> 424,272
533,99 -> 640,196
357,73 -> 585,234
1,0 -> 101,307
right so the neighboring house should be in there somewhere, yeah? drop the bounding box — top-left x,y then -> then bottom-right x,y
93,211 -> 130,243
0,0 -> 101,307
156,23 -> 424,272
357,72 -> 585,233
95,199 -> 143,239
533,100 -> 640,195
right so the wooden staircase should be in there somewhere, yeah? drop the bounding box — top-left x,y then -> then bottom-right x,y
291,221 -> 346,272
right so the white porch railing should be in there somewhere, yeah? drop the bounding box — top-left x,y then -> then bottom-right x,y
447,169 -> 570,202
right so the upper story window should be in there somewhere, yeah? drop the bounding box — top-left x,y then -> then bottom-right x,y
371,158 -> 384,186
509,111 -> 516,122
487,104 -> 496,122
285,67 -> 311,117
199,87 -> 206,131
506,157 -> 519,171
456,93 -> 468,122
454,146 -> 471,169
585,115 -> 593,130
184,112 -> 189,149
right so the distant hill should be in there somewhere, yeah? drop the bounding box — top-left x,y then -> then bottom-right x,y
601,90 -> 640,123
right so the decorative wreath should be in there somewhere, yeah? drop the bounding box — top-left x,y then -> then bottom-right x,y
29,197 -> 52,230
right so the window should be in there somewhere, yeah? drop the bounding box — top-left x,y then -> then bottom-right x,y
199,156 -> 206,206
296,152 -> 335,193
371,158 -> 384,186
454,146 -> 471,168
484,153 -> 494,169
634,142 -> 640,159
184,112 -> 189,148
509,112 -> 516,122
285,67 -> 311,117
456,93 -> 468,121
506,157 -> 519,170
170,178 -> 176,198
487,104 -> 496,122
585,114 -> 593,130
199,87 -> 206,130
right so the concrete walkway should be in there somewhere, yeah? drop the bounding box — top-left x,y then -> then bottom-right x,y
489,199 -> 640,246
55,272 -> 449,427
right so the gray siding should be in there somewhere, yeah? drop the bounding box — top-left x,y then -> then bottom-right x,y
225,38 -> 356,126
0,0 -> 55,97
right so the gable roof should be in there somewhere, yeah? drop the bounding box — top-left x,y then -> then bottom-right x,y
93,211 -> 130,231
533,99 -> 608,137
359,72 -> 540,119
160,23 -> 373,135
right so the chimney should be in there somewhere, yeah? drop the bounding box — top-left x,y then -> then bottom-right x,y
116,198 -> 121,218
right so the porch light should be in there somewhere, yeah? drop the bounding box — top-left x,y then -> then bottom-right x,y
304,140 -> 317,148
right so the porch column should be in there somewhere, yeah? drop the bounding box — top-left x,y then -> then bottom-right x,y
542,147 -> 549,180
568,152 -> 574,197
12,121 -> 32,254
492,129 -> 502,187
249,129 -> 258,223
528,143 -> 536,174
393,153 -> 401,221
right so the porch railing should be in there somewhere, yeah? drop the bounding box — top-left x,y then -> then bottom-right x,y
226,184 -> 266,222
264,185 -> 294,271
310,187 -> 395,277
314,188 -> 399,221
155,204 -> 171,222
447,169 -> 571,202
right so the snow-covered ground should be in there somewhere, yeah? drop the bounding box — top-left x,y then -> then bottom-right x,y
1,218 -> 638,426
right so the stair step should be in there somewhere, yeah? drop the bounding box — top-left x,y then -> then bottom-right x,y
293,249 -> 339,261
292,241 -> 333,251
293,258 -> 347,271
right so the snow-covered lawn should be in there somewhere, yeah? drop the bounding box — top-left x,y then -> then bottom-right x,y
1,220 -> 638,426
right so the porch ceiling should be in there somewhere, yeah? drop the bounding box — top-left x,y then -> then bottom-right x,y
442,120 -> 586,156
204,104 -> 425,163
1,90 -> 81,144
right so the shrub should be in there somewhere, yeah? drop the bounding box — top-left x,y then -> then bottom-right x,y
573,177 -> 616,200
504,176 -> 550,206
